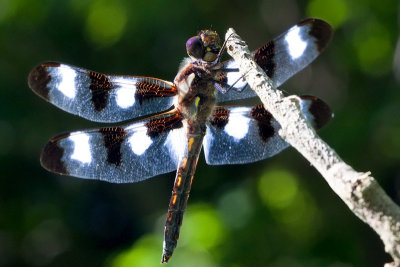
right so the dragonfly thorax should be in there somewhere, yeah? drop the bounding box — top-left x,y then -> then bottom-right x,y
174,60 -> 222,126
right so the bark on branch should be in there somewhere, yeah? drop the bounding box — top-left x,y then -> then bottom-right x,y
225,28 -> 400,267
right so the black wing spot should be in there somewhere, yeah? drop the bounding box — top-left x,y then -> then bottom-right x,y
209,107 -> 230,129
146,112 -> 184,138
28,62 -> 61,100
309,19 -> 333,53
298,18 -> 333,53
135,79 -> 177,105
40,133 -> 69,175
300,96 -> 332,129
89,72 -> 114,111
251,105 -> 275,142
99,127 -> 127,166
253,40 -> 276,79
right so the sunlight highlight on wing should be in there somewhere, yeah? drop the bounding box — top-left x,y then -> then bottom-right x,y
115,83 -> 136,108
69,133 -> 92,163
57,65 -> 77,98
285,26 -> 307,60
225,61 -> 248,89
128,129 -> 153,155
224,107 -> 250,141
165,125 -> 187,165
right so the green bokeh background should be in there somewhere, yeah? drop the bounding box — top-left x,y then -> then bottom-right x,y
1,0 -> 400,266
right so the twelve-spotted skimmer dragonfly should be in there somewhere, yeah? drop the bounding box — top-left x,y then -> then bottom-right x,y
28,18 -> 333,263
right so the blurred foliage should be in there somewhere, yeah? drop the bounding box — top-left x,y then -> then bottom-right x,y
0,0 -> 400,266
307,0 -> 349,28
85,1 -> 128,48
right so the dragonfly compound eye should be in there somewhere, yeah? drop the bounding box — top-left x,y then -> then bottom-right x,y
186,36 -> 204,60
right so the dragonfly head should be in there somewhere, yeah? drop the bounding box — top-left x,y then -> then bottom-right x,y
186,30 -> 221,62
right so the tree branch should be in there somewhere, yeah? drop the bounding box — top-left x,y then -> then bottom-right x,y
225,28 -> 400,267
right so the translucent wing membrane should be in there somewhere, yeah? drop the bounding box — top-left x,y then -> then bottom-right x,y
28,62 -> 178,123
31,18 -> 334,264
216,18 -> 333,103
204,96 -> 332,164
40,110 -> 187,183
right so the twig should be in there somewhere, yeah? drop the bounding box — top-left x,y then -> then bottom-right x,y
225,28 -> 400,267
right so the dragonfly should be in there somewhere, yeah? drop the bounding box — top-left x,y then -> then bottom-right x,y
28,18 -> 333,263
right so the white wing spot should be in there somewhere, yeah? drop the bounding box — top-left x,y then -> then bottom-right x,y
224,107 -> 251,141
285,26 -> 307,60
113,77 -> 137,109
69,133 -> 92,163
225,61 -> 247,89
128,130 -> 153,155
164,124 -> 187,165
116,86 -> 136,108
57,65 -> 77,98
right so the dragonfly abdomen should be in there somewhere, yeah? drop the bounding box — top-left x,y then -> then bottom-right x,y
162,134 -> 203,263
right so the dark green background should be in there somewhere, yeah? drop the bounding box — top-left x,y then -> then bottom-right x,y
1,0 -> 400,266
